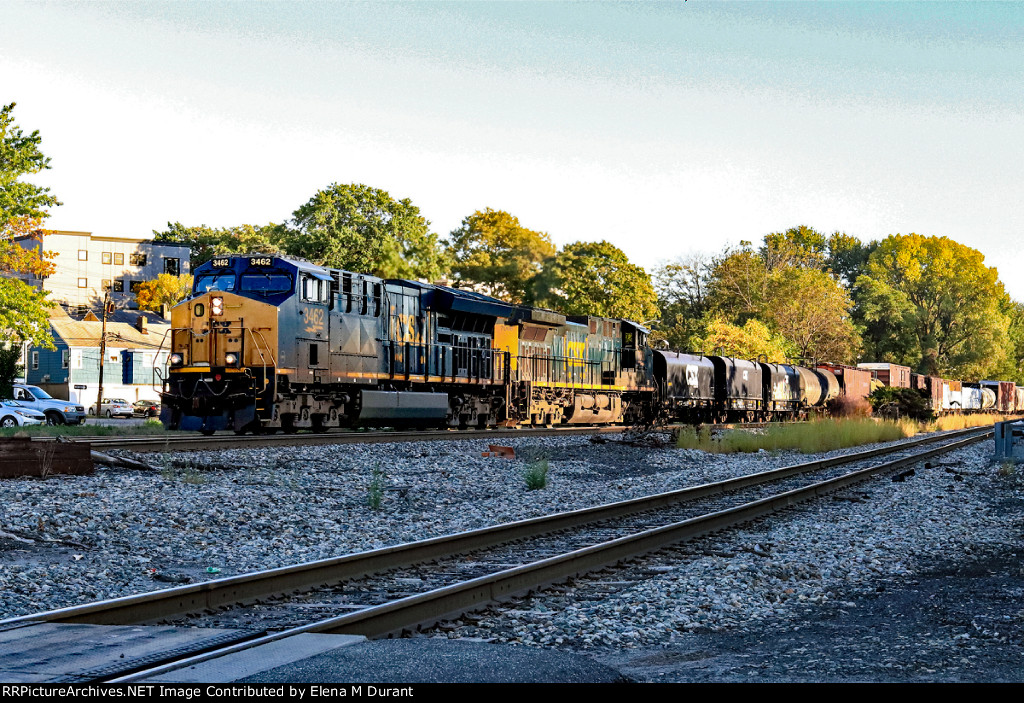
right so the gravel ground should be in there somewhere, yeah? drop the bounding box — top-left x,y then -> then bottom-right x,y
1,430 -> 1021,682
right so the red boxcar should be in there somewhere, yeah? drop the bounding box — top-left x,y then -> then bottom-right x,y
818,362 -> 872,402
857,362 -> 912,388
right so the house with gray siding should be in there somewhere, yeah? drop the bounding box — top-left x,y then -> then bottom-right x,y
15,229 -> 190,309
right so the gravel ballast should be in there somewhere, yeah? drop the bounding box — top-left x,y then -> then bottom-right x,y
1,430 -> 1021,682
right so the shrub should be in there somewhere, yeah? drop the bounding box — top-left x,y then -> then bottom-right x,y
367,464 -> 386,510
869,386 -> 933,420
524,459 -> 549,490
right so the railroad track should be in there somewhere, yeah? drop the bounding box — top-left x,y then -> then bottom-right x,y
1,426 -> 991,682
28,421 -> 773,452
30,424 -> 638,452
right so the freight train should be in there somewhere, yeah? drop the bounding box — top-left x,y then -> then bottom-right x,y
157,254 -> 1022,433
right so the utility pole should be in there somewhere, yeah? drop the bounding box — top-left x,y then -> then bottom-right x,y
96,291 -> 111,416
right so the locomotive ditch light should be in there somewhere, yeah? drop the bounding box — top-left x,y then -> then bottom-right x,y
211,296 -> 224,316
169,353 -> 184,366
224,353 -> 239,366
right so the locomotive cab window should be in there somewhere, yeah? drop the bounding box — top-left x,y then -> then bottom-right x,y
301,275 -> 328,303
240,271 -> 293,296
195,272 -> 236,292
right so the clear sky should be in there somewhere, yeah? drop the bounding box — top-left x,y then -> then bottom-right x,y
3,1 -> 1023,298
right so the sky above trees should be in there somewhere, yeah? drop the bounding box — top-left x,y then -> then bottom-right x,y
3,2 -> 1023,298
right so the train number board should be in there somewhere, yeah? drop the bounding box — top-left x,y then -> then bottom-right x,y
248,256 -> 274,267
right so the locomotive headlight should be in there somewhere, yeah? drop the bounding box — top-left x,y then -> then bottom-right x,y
211,296 -> 224,316
170,353 -> 183,366
224,353 -> 238,366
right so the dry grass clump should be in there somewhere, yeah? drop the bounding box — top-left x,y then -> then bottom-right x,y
932,413 -> 1007,431
676,418 -> 910,454
676,412 -> 1011,455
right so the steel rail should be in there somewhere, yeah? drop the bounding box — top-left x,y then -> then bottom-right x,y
0,426 -> 986,631
27,424 -> 634,452
108,428 -> 990,683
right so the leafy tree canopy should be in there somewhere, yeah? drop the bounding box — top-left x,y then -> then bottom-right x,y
854,233 -> 1009,378
650,253 -> 714,351
154,222 -> 284,268
135,273 -> 194,312
692,317 -> 794,363
1,103 -> 58,347
0,277 -> 54,348
446,208 -> 555,303
531,240 -> 658,322
283,183 -> 448,281
0,102 -> 60,226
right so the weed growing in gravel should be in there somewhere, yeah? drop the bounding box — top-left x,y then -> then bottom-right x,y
997,461 -> 1016,477
160,463 -> 207,484
367,464 -> 386,510
524,458 -> 549,490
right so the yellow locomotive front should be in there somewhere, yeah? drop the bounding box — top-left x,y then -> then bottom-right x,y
160,257 -> 283,434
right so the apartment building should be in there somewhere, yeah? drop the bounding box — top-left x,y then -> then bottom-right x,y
15,230 -> 191,309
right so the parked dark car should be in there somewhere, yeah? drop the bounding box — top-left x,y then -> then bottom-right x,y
133,400 -> 160,418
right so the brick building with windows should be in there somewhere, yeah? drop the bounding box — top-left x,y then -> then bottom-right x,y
14,230 -> 190,309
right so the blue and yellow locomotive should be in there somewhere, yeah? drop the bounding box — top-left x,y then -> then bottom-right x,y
159,254 -> 657,433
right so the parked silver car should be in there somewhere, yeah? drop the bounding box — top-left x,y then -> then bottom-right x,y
89,398 -> 134,418
0,400 -> 47,427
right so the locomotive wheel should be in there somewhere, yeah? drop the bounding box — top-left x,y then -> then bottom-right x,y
201,428 -> 215,436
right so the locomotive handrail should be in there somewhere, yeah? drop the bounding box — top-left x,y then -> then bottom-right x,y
150,328 -> 173,395
243,326 -> 276,395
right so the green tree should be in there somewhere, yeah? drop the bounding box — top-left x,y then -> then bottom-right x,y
692,317 -> 794,362
651,253 -> 714,350
825,231 -> 876,286
989,298 -> 1024,385
1,103 -> 60,226
446,208 -> 555,303
854,234 -> 1009,378
135,273 -> 194,312
765,267 -> 860,363
531,240 -> 658,322
283,183 -> 448,281
706,229 -> 862,362
759,225 -> 827,271
0,347 -> 23,400
1,103 -> 58,348
154,222 -> 285,268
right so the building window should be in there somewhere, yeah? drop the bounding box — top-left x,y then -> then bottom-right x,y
129,280 -> 142,293
130,253 -> 147,267
31,351 -> 39,370
164,257 -> 180,276
102,252 -> 112,264
78,250 -> 88,261
61,350 -> 69,369
114,253 -> 124,265
113,279 -> 125,292
102,279 -> 111,291
78,278 -> 88,288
